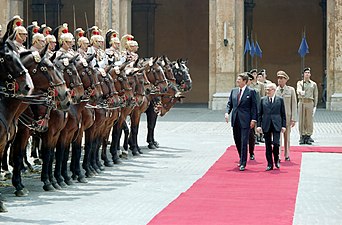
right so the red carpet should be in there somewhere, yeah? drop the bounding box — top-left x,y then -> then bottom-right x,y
148,146 -> 342,225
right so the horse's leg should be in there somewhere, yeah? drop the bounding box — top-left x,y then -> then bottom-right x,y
101,134 -> 113,167
61,144 -> 73,185
146,103 -> 159,149
49,148 -> 61,190
95,136 -> 105,171
109,122 -> 122,164
130,110 -> 142,155
71,139 -> 88,183
30,135 -> 42,165
82,130 -> 96,177
122,121 -> 129,151
41,145 -> 55,191
0,193 -> 7,212
54,140 -> 67,188
11,129 -> 30,197
90,136 -> 101,174
1,144 -> 12,179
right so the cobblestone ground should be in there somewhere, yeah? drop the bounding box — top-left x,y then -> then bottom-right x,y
0,106 -> 341,225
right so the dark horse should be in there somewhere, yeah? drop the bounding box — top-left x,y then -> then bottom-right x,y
0,39 -> 34,212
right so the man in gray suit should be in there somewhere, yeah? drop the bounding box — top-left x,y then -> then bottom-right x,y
257,83 -> 286,171
225,73 -> 258,171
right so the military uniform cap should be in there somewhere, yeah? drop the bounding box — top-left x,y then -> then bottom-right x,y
257,71 -> 263,76
302,67 -> 311,73
250,68 -> 257,74
247,72 -> 254,80
277,70 -> 289,80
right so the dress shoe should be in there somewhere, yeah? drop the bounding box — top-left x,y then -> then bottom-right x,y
250,154 -> 255,160
275,162 -> 280,168
285,157 -> 290,161
239,165 -> 245,171
308,136 -> 314,143
266,166 -> 273,171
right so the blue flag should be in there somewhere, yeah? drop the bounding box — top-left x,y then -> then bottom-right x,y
250,39 -> 256,57
244,37 -> 251,55
255,41 -> 262,58
298,36 -> 309,57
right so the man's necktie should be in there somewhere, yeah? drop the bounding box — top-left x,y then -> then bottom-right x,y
280,88 -> 284,94
269,97 -> 272,103
237,88 -> 242,104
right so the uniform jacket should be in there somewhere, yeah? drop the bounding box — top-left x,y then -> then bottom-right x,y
226,86 -> 258,129
276,85 -> 297,127
257,95 -> 286,133
296,79 -> 318,107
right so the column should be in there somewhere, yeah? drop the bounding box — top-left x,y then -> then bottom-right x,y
209,0 -> 244,110
327,0 -> 342,110
0,0 -> 24,30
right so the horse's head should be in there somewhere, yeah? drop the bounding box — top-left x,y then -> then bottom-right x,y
20,49 -> 71,111
0,40 -> 34,96
54,54 -> 85,104
76,56 -> 103,102
144,57 -> 168,94
173,59 -> 192,92
96,67 -> 120,108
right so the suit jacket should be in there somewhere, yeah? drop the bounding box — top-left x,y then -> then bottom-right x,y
226,86 -> 258,129
276,85 -> 297,127
257,95 -> 286,133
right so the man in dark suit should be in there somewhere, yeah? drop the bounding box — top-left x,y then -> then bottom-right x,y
225,73 -> 258,171
256,83 -> 286,171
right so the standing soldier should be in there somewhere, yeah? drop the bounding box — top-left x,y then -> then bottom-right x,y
276,71 -> 297,161
249,68 -> 265,144
296,67 -> 318,145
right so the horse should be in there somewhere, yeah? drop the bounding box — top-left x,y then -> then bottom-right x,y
0,39 -> 34,212
145,58 -> 192,149
55,55 -> 103,187
8,48 -> 71,198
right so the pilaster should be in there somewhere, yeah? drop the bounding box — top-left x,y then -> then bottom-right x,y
209,0 -> 244,110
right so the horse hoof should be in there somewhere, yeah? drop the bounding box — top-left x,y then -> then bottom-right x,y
64,179 -> 74,186
148,143 -> 156,149
77,176 -> 88,183
99,165 -> 105,171
137,149 -> 143,154
112,158 -> 122,164
94,168 -> 102,174
85,171 -> 95,178
43,184 -> 55,192
52,182 -> 62,190
0,202 -> 8,213
4,171 -> 12,180
104,161 -> 114,167
14,189 -> 28,197
22,188 -> 29,195
58,181 -> 68,188
153,141 -> 160,148
71,174 -> 77,180
132,151 -> 140,156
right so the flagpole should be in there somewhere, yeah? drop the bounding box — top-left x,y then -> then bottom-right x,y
255,34 -> 258,69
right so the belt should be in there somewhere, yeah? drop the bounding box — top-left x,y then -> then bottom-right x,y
299,98 -> 314,103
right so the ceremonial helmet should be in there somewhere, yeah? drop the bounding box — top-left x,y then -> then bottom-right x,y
121,34 -> 134,51
52,23 -> 69,50
3,15 -> 24,41
45,34 -> 57,44
85,25 -> 101,40
27,21 -> 40,48
127,40 -> 138,51
59,32 -> 74,48
31,33 -> 46,48
74,28 -> 85,45
90,34 -> 104,49
39,24 -> 52,36
105,29 -> 119,48
77,36 -> 90,49
13,26 -> 28,43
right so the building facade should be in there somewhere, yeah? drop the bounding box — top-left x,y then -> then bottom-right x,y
0,0 -> 341,110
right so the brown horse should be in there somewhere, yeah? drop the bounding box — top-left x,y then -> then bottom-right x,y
8,49 -> 72,198
55,55 -> 103,187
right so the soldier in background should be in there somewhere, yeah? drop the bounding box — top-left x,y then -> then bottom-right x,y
26,21 -> 40,48
77,36 -> 90,58
56,32 -> 76,58
13,26 -> 28,52
249,68 -> 265,144
52,23 -> 69,51
88,34 -> 108,68
2,15 -> 24,42
276,71 -> 297,161
246,72 -> 256,160
105,29 -> 121,64
296,67 -> 318,145
45,34 -> 57,58
126,40 -> 139,62
30,33 -> 46,52
39,24 -> 52,37
74,28 -> 85,51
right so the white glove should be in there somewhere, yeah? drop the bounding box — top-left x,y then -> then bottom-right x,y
299,90 -> 305,96
313,107 -> 317,116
